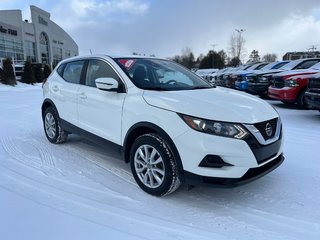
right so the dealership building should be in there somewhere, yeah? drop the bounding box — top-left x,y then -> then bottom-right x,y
0,5 -> 78,67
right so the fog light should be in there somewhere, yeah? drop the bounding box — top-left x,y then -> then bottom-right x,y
199,155 -> 233,168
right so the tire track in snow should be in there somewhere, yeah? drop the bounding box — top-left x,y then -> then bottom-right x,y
1,135 -> 137,201
60,142 -> 136,186
1,136 -> 53,171
0,151 -> 137,204
181,191 -> 319,240
0,165 -> 228,240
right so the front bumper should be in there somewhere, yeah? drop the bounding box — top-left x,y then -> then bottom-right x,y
184,154 -> 284,187
174,124 -> 283,181
268,86 -> 299,101
235,80 -> 249,91
248,82 -> 269,94
305,92 -> 320,109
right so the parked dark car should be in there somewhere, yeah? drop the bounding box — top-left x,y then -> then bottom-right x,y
220,64 -> 253,87
236,61 -> 290,93
248,58 -> 320,97
228,62 -> 268,89
305,73 -> 320,110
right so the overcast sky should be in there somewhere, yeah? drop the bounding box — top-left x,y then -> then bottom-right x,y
2,0 -> 320,61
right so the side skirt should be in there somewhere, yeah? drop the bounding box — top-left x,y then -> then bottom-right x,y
60,119 -> 124,160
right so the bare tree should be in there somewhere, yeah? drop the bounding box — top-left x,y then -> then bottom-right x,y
262,53 -> 277,62
228,30 -> 246,63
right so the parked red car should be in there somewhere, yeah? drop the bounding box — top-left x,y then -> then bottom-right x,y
268,61 -> 320,107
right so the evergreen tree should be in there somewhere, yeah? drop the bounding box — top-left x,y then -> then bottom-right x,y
199,50 -> 225,69
0,58 -> 16,86
21,61 -> 36,84
170,47 -> 196,69
249,50 -> 261,62
43,64 -> 52,78
228,57 -> 241,67
34,64 -> 45,83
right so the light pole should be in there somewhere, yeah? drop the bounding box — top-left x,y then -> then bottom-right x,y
211,44 -> 217,68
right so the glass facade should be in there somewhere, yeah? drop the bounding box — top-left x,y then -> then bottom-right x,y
0,36 -> 24,61
52,46 -> 62,67
65,50 -> 71,58
25,40 -> 36,62
39,32 -> 49,64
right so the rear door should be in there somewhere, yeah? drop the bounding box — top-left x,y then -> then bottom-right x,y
77,59 -> 126,145
50,60 -> 85,126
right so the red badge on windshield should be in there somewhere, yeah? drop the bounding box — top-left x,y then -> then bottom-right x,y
118,59 -> 136,70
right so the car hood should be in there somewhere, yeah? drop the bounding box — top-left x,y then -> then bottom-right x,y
143,88 -> 278,124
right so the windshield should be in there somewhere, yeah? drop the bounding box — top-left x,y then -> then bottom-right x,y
279,59 -> 305,70
114,58 -> 212,91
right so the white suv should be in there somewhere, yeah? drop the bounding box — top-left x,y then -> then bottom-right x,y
42,55 -> 284,196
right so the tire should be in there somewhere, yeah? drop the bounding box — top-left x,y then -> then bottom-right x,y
296,89 -> 308,109
43,107 -> 68,144
130,133 -> 181,196
281,100 -> 295,106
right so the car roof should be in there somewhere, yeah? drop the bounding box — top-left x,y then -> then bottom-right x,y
58,54 -> 165,66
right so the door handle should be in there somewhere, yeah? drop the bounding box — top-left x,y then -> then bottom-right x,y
79,93 -> 87,99
52,86 -> 59,92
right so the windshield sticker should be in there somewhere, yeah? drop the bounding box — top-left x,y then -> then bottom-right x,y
118,59 -> 136,70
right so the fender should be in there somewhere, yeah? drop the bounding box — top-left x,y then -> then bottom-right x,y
123,122 -> 185,180
41,98 -> 59,119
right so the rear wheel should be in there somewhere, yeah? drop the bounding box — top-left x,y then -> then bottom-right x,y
43,107 -> 68,143
130,133 -> 181,196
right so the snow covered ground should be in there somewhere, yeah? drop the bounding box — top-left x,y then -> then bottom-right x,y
0,83 -> 319,240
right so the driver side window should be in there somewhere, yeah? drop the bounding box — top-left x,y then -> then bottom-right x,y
85,59 -> 120,87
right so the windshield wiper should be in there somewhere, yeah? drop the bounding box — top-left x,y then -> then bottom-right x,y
190,85 -> 215,90
143,86 -> 170,91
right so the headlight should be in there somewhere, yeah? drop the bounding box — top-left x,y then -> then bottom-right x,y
179,114 -> 249,139
258,76 -> 269,82
284,79 -> 299,87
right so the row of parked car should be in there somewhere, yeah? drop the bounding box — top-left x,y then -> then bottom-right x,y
195,58 -> 320,110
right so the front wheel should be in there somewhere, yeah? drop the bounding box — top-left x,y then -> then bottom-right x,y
296,89 -> 308,109
130,133 -> 181,196
43,107 -> 68,143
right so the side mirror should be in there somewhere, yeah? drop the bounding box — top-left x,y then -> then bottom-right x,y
95,77 -> 119,91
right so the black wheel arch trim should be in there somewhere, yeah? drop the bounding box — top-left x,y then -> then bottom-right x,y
123,122 -> 185,179
41,99 -> 59,120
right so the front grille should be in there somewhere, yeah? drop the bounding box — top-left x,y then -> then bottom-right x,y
248,75 -> 257,82
308,78 -> 320,89
272,77 -> 284,88
254,118 -> 277,140
245,131 -> 282,165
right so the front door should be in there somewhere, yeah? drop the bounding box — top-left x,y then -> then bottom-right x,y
77,59 -> 126,145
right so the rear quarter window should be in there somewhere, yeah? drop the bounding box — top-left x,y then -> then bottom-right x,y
57,63 -> 66,76
62,61 -> 85,84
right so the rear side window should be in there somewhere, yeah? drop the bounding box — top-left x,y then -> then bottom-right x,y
62,61 -> 85,84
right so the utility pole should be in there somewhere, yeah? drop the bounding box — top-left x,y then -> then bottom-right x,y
308,45 -> 317,57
